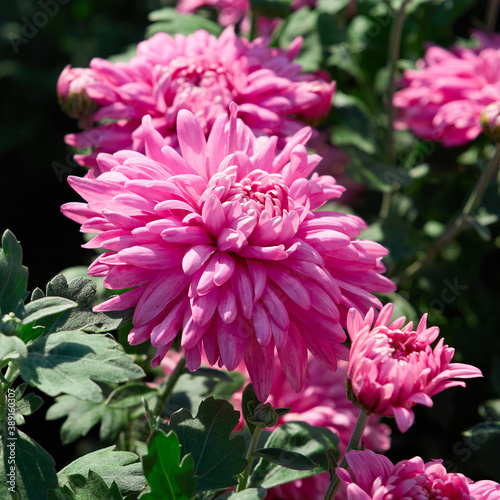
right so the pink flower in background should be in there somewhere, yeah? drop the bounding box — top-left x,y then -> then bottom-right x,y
62,106 -> 394,401
393,32 -> 500,146
346,303 -> 482,433
176,0 -> 316,33
59,27 -> 334,172
337,450 -> 477,499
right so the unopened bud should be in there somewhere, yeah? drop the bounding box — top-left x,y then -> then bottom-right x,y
481,102 -> 500,142
57,65 -> 99,128
247,402 -> 279,428
0,313 -> 23,336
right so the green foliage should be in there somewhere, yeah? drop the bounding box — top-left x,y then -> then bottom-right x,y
46,395 -> 130,444
146,8 -> 223,38
253,447 -> 317,470
217,488 -> 267,499
250,422 -> 339,488
169,397 -> 248,493
249,0 -> 293,19
0,230 -> 28,316
140,429 -> 196,500
37,275 -> 133,334
0,429 -> 58,500
0,332 -> 27,369
57,446 -> 146,497
19,330 -> 144,402
62,470 -> 123,500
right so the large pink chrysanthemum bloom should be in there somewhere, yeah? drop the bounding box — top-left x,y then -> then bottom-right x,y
393,32 -> 500,146
62,105 -> 394,401
59,27 -> 334,173
346,303 -> 482,433
337,449 -> 500,499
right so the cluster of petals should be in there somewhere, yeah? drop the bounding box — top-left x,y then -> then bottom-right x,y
337,449 -> 500,499
393,32 -> 500,146
346,303 -> 482,432
62,105 -> 394,401
58,27 -> 334,172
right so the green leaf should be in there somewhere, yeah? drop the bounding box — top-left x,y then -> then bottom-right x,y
22,297 -> 77,326
250,422 -> 339,488
279,8 -> 322,72
19,330 -> 144,402
249,0 -> 293,18
43,275 -> 132,334
15,392 -> 44,418
168,369 -> 235,417
0,332 -> 27,367
105,382 -> 158,410
0,428 -> 58,499
316,0 -> 351,13
46,395 -> 129,444
169,397 -> 248,493
331,125 -> 376,155
0,230 -> 28,316
146,8 -> 222,38
140,429 -> 196,500
57,446 -> 146,497
253,447 -> 317,470
217,488 -> 267,500
66,470 -> 123,500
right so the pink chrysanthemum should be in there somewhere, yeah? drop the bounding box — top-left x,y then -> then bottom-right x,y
62,105 -> 394,401
346,303 -> 482,433
337,450 -> 477,499
59,27 -> 334,173
393,32 -> 500,146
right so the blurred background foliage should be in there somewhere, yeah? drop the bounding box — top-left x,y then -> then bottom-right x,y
1,0 -> 500,484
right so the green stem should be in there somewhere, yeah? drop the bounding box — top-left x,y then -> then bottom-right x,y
486,0 -> 500,34
237,426 -> 264,492
386,0 -> 411,165
396,145 -> 500,285
324,411 -> 371,500
2,363 -> 20,391
154,355 -> 186,418
249,12 -> 258,42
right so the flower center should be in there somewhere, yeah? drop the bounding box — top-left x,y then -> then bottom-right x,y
229,173 -> 291,217
160,57 -> 234,132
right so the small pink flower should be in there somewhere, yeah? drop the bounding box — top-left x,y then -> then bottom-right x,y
393,32 -> 500,146
60,27 -> 334,173
57,65 -> 99,129
337,450 -> 473,499
62,105 -> 394,401
346,303 -> 482,433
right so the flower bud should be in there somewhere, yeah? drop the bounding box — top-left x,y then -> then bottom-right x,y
57,65 -> 98,128
247,402 -> 279,428
0,313 -> 23,336
481,102 -> 500,141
